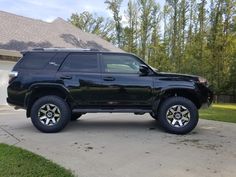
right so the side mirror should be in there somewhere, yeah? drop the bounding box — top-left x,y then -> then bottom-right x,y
139,65 -> 149,76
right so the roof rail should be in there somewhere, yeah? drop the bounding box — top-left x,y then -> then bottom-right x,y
31,47 -> 100,52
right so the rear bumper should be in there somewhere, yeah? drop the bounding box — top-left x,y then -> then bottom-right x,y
7,82 -> 27,109
6,97 -> 16,106
6,97 -> 25,109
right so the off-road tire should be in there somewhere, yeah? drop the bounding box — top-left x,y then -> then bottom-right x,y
158,96 -> 198,134
30,96 -> 71,133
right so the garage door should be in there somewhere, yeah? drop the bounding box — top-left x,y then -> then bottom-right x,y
0,61 -> 15,104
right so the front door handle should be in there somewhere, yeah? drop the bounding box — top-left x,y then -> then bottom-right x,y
60,75 -> 72,79
103,76 -> 115,81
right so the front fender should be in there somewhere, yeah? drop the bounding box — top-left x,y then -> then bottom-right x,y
152,80 -> 202,109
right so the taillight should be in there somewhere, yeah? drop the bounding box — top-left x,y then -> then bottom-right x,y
8,71 -> 18,84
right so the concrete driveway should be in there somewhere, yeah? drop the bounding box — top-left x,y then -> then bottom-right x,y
0,106 -> 236,177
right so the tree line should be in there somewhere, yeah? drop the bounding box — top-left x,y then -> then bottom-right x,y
69,0 -> 236,96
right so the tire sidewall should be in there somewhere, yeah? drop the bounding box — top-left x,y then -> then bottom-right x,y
31,96 -> 71,133
158,97 -> 199,134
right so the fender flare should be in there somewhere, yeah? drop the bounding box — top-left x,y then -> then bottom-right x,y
25,83 -> 72,117
152,84 -> 201,112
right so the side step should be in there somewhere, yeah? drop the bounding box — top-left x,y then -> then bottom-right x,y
72,109 -> 152,113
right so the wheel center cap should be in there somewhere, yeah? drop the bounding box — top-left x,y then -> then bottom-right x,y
174,112 -> 182,120
46,111 -> 54,118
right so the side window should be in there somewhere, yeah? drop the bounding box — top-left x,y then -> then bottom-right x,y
19,52 -> 56,69
61,53 -> 99,72
102,54 -> 141,74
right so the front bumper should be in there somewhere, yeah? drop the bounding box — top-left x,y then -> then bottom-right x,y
200,87 -> 214,109
201,100 -> 212,109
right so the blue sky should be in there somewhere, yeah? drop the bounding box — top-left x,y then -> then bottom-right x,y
0,0 -> 165,22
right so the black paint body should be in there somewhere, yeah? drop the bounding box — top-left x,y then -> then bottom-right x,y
7,51 -> 213,116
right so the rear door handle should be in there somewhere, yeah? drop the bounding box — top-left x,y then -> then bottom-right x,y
103,76 -> 115,81
60,75 -> 72,79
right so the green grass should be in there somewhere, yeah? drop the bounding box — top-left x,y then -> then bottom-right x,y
0,143 -> 75,177
200,103 -> 236,123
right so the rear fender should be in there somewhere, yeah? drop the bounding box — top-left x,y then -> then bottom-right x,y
25,83 -> 73,117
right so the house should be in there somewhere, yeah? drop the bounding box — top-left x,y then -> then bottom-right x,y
0,10 -> 122,62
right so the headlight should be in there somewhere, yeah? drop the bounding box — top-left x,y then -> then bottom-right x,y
198,77 -> 207,84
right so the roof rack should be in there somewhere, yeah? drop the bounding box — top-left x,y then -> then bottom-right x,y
31,47 -> 100,52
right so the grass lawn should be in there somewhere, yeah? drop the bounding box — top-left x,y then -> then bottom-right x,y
0,143 -> 74,177
200,103 -> 236,123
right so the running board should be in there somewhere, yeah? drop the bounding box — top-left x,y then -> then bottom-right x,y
72,109 -> 152,113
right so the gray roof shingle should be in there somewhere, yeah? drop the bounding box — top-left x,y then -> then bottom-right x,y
0,11 -> 123,52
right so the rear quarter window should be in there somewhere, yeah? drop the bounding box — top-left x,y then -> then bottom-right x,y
18,52 -> 56,69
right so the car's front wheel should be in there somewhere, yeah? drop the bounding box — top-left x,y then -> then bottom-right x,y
158,96 -> 198,134
30,96 -> 71,133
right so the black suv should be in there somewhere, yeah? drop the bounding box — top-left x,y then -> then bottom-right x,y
7,48 -> 213,134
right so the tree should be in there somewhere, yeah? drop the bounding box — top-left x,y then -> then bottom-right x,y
166,0 -> 182,71
123,0 -> 139,53
69,11 -> 115,42
197,0 -> 207,64
138,0 -> 155,61
105,0 -> 123,47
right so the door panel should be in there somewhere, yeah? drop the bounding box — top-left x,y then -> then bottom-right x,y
57,72 -> 102,106
100,54 -> 153,107
57,52 -> 103,107
100,73 -> 153,107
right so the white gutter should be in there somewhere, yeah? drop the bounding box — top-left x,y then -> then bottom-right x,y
0,49 -> 22,57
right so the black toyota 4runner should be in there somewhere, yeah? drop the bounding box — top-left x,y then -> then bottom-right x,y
7,48 -> 213,134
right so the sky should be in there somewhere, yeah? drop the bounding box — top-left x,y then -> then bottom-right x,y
0,0 -> 164,22
0,0 -> 128,22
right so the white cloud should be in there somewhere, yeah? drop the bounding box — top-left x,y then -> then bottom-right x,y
44,16 -> 57,23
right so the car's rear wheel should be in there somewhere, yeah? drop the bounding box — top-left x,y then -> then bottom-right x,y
158,96 -> 198,134
71,113 -> 82,121
30,96 -> 71,133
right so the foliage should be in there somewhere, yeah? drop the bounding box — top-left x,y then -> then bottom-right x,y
69,11 -> 115,42
105,0 -> 123,47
